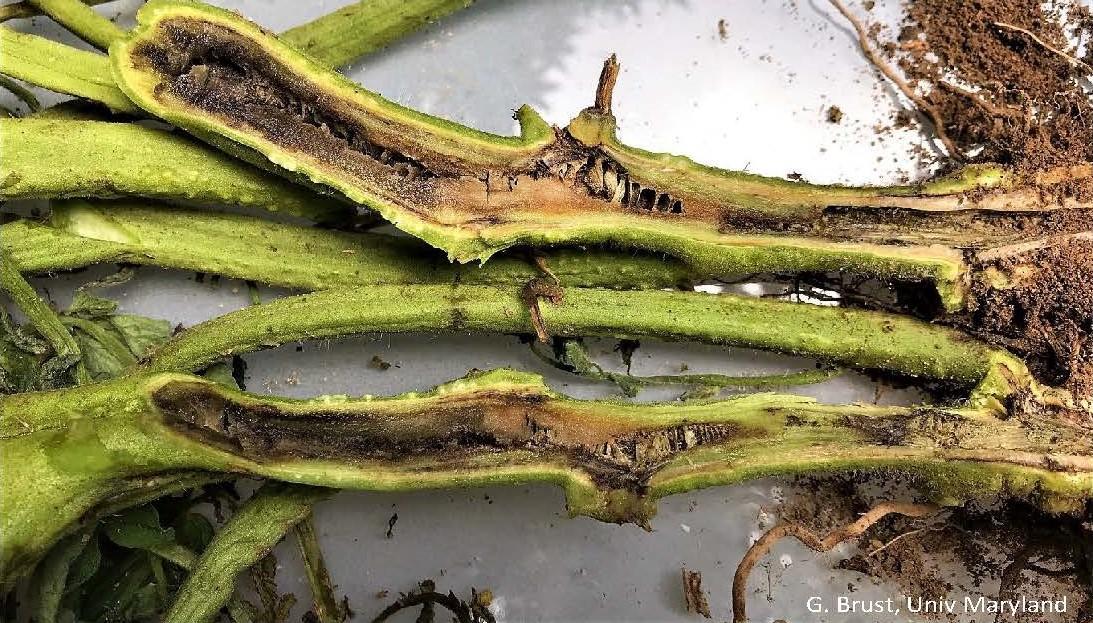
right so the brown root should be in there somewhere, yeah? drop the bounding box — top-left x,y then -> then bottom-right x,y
991,21 -> 1093,74
530,252 -> 558,283
730,501 -> 939,623
827,0 -> 964,161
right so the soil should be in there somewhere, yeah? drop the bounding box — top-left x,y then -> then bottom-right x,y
840,500 -> 1093,622
777,476 -> 1093,622
843,0 -> 1093,407
966,239 -> 1093,413
732,2 -> 1093,613
886,0 -> 1093,195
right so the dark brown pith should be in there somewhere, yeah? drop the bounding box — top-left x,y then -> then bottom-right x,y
151,381 -> 745,494
129,19 -> 692,229
128,17 -> 1093,246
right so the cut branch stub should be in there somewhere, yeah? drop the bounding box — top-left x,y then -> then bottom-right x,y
593,53 -> 619,114
110,0 -> 1093,310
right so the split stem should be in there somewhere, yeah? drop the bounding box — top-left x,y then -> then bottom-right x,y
2,369 -> 1089,587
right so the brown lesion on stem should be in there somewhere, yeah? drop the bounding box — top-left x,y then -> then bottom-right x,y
147,377 -> 1093,526
733,203 -> 1093,245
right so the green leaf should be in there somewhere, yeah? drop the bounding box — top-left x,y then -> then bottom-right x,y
65,531 -> 101,590
174,512 -> 215,553
227,598 -> 257,623
0,337 -> 38,393
0,307 -> 48,355
28,531 -> 92,623
67,291 -> 118,318
124,582 -> 162,620
102,505 -> 176,551
201,361 -> 240,389
72,329 -> 127,381
108,314 -> 171,359
35,353 -> 80,390
78,550 -> 152,622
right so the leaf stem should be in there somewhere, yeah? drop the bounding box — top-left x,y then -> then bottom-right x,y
163,483 -> 331,623
27,0 -> 125,49
0,27 -> 136,112
280,0 -> 475,69
0,75 -> 40,113
0,119 -> 354,223
3,200 -> 696,291
0,248 -> 87,384
295,512 -> 344,623
0,0 -> 111,22
145,284 -> 1019,399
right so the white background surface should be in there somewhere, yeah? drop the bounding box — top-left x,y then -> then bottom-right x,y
3,1 -> 999,621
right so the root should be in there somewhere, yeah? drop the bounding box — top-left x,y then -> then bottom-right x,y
992,21 -> 1093,74
866,525 -> 938,557
731,501 -> 939,622
530,252 -> 558,282
937,81 -> 1022,120
827,0 -> 964,161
